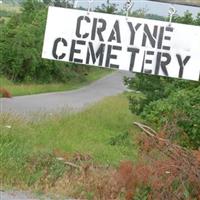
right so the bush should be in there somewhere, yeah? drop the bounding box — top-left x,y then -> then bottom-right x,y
126,73 -> 200,149
125,74 -> 173,111
0,0 -> 89,83
0,1 -> 46,81
142,87 -> 200,149
125,11 -> 200,149
127,91 -> 147,115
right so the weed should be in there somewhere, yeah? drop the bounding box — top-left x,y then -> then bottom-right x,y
0,68 -> 112,96
108,131 -> 130,146
0,95 -> 140,196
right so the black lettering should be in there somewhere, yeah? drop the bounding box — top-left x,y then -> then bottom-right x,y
127,47 -> 140,71
142,24 -> 158,48
141,51 -> 146,73
52,37 -> 67,60
91,18 -> 106,42
108,20 -> 121,43
145,51 -> 154,65
166,26 -> 174,32
157,26 -> 164,49
162,46 -> 171,51
176,54 -> 191,78
105,45 -> 122,68
127,22 -> 141,45
69,40 -> 85,63
162,26 -> 174,51
86,42 -> 105,66
141,51 -> 155,74
76,16 -> 90,39
155,52 -> 171,76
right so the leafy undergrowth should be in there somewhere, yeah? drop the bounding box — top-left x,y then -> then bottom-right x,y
0,95 -> 140,198
125,74 -> 200,149
0,67 -> 112,97
0,3 -> 20,19
1,95 -> 199,199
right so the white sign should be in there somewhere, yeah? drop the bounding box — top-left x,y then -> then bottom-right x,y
42,7 -> 200,81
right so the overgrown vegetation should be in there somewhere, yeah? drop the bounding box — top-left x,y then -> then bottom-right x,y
125,73 -> 200,150
0,67 -> 111,96
0,0 -> 178,84
0,3 -> 20,25
125,11 -> 200,149
0,0 -> 110,84
1,1 -> 199,199
95,1 -> 118,14
1,1 -> 64,82
115,123 -> 200,199
2,104 -> 199,199
0,95 -> 140,195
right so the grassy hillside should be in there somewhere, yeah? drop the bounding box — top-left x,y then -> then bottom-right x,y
0,3 -> 20,16
0,3 -> 20,25
0,95 -> 141,197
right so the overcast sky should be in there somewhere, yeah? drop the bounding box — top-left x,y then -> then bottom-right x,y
76,0 -> 200,17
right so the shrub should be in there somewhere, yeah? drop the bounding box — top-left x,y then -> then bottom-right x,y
125,74 -> 199,112
142,86 -> 200,149
126,72 -> 200,149
0,0 -> 89,83
127,91 -> 147,115
124,74 -> 173,114
125,11 -> 200,149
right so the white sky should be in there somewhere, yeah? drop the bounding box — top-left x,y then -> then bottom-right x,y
76,0 -> 200,17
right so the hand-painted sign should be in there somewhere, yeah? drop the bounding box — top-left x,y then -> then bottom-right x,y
42,7 -> 200,81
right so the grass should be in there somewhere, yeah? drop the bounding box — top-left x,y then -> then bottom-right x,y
0,67 -> 112,96
0,3 -> 20,23
0,95 -> 141,193
0,3 -> 20,14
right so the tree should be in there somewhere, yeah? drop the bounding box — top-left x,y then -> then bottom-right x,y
0,0 -> 88,82
53,0 -> 73,8
0,1 -> 47,81
95,0 -> 118,14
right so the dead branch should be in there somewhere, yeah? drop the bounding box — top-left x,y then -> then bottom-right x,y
64,161 -> 81,169
133,122 -> 184,150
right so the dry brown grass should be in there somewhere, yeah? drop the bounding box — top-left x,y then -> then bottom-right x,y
25,127 -> 200,200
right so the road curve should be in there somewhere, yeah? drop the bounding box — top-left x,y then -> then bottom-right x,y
1,71 -> 133,118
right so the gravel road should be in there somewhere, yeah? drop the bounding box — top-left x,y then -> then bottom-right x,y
1,71 -> 133,118
0,71 -> 133,199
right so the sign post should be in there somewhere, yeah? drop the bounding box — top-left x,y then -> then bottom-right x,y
42,7 -> 200,81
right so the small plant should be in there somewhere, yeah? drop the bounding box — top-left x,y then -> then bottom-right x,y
108,131 -> 131,146
127,92 -> 147,115
26,153 -> 66,187
142,86 -> 200,149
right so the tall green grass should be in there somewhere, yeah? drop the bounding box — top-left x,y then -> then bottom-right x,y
0,95 -> 140,188
0,3 -> 20,14
0,3 -> 20,20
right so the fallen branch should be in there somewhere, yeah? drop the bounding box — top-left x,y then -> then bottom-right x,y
133,121 -> 200,181
64,161 -> 81,169
133,122 -> 183,149
56,157 -> 81,169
